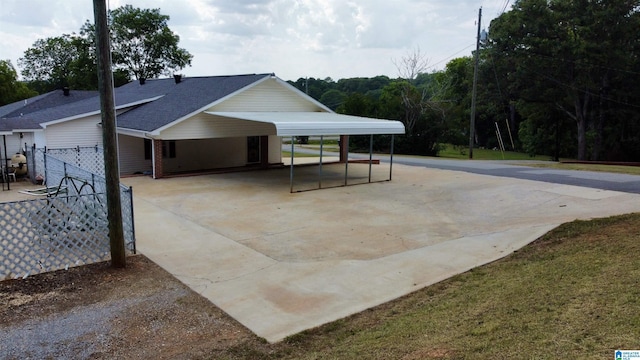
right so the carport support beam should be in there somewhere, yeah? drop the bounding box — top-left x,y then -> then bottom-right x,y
318,135 -> 323,189
344,136 -> 349,186
290,136 -> 295,193
369,134 -> 373,183
389,135 -> 395,181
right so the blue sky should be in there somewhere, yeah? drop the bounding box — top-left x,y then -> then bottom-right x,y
0,0 -> 510,81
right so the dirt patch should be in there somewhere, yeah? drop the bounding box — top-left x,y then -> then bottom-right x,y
0,255 -> 267,359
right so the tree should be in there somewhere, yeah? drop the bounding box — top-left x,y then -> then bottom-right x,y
18,5 -> 191,92
436,57 -> 474,147
388,48 -> 450,155
18,32 -> 130,93
0,60 -> 37,106
319,89 -> 346,110
19,34 -> 83,90
106,5 -> 193,80
486,0 -> 640,160
288,77 -> 333,100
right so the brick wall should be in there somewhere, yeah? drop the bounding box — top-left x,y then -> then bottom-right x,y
153,139 -> 164,179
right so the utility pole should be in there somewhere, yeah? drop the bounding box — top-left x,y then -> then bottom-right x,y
469,7 -> 482,159
93,0 -> 126,268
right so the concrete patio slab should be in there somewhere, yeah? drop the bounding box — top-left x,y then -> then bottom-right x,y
122,163 -> 640,343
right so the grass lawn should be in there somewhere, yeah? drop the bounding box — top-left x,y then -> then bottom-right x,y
437,144 -> 640,175
524,162 -> 640,176
281,151 -> 323,158
438,144 -> 548,161
221,213 -> 640,359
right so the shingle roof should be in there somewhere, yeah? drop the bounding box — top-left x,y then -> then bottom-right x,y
0,117 -> 42,132
0,90 -> 98,119
115,74 -> 271,132
0,74 -> 271,133
0,89 -> 98,132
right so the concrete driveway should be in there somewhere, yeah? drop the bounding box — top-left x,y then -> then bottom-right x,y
122,163 -> 640,343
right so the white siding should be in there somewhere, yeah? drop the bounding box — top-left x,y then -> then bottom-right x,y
160,115 -> 275,140
33,132 -> 45,149
45,114 -> 103,149
2,134 -> 29,156
268,135 -> 282,164
163,138 -> 246,173
118,134 -> 152,175
158,79 -> 324,142
211,78 -> 324,112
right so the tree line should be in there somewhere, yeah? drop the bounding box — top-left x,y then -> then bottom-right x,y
288,0 -> 639,161
3,1 -> 639,161
4,5 -> 192,95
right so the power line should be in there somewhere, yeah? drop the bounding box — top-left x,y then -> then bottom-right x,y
500,0 -> 511,14
426,43 -> 476,71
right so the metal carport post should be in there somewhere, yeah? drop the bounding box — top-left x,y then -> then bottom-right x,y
288,133 -> 398,193
290,136 -> 295,193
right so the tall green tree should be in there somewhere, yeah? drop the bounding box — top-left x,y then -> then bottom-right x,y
19,34 -> 85,90
80,5 -> 192,81
18,5 -> 191,92
0,60 -> 37,106
438,57 -> 474,147
106,5 -> 193,80
487,0 -> 640,160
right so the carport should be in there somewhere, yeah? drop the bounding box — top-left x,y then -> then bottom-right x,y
206,112 -> 406,192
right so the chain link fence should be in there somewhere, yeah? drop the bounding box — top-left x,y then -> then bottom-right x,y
3,147 -> 135,280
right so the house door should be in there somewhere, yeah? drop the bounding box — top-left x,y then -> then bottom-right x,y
247,136 -> 261,164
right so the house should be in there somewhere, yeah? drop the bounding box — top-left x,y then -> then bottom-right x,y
0,89 -> 98,155
1,74 -> 404,179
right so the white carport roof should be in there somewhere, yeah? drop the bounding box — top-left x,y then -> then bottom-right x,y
205,111 -> 405,136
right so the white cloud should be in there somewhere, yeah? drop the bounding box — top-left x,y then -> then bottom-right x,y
0,0 -> 506,81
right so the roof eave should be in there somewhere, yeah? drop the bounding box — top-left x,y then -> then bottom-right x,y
39,95 -> 165,128
116,127 -> 153,138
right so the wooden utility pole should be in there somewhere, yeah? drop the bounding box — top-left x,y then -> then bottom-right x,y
469,7 -> 482,159
93,0 -> 126,268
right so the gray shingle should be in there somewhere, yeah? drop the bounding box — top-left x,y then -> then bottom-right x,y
0,74 -> 271,133
0,90 -> 97,119
115,74 -> 271,132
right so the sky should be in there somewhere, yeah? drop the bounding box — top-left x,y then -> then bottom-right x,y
0,0 -> 511,82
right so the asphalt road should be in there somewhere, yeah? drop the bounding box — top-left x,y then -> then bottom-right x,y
287,145 -> 640,194
387,156 -> 640,195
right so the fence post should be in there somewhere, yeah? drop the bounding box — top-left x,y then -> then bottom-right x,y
43,152 -> 48,186
32,144 -> 36,184
128,186 -> 136,254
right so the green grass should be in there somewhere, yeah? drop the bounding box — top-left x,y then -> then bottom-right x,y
437,144 -> 545,161
523,162 -> 640,176
281,151 -> 324,158
437,144 -> 640,175
217,213 -> 640,359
